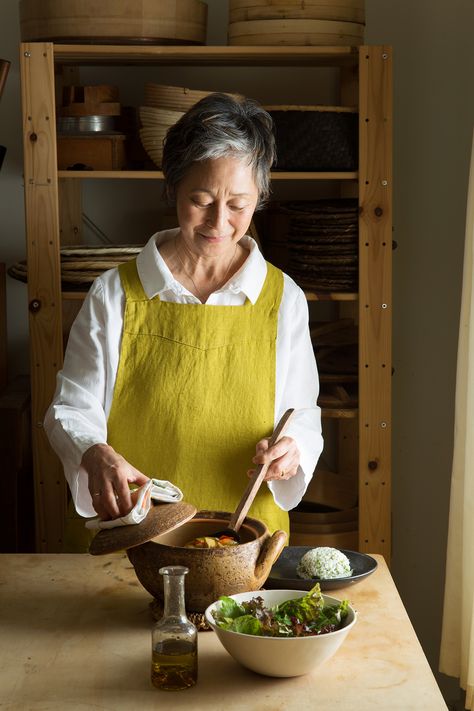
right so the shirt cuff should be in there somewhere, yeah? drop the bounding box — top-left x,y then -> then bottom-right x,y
267,465 -> 308,511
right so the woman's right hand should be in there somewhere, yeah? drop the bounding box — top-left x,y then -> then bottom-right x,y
82,443 -> 150,521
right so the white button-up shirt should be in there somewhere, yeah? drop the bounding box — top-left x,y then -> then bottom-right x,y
45,230 -> 323,518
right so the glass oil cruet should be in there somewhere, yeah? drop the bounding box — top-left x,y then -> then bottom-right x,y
151,565 -> 198,691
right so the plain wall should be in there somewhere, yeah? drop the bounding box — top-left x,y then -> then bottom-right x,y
366,1 -> 474,706
1,0 -> 474,705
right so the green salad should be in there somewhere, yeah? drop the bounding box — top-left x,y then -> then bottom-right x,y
212,583 -> 349,638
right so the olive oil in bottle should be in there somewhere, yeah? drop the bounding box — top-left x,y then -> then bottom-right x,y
151,566 -> 198,691
152,639 -> 197,690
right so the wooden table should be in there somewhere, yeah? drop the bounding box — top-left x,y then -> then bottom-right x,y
0,553 -> 447,710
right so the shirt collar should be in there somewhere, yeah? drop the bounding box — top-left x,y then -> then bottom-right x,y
136,228 -> 267,305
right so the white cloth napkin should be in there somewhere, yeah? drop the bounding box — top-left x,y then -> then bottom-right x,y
85,478 -> 183,530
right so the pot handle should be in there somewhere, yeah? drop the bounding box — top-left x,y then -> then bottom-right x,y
255,529 -> 288,581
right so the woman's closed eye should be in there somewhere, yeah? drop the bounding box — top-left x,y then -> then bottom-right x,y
191,199 -> 248,212
192,199 -> 212,208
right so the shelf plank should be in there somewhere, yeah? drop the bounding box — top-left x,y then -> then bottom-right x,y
52,44 -> 358,67
57,170 -> 358,180
321,408 -> 358,419
272,171 -> 357,180
305,291 -> 358,302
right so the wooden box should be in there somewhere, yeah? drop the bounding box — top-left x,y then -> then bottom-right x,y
57,133 -> 127,170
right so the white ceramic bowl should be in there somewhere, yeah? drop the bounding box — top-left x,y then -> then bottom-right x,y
204,588 -> 356,677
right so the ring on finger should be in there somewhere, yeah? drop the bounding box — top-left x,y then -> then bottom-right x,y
92,491 -> 102,497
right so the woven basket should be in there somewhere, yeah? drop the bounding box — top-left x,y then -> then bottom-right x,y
139,106 -> 184,127
139,127 -> 169,168
144,82 -> 210,111
138,105 -> 184,168
7,245 -> 143,290
266,105 -> 358,171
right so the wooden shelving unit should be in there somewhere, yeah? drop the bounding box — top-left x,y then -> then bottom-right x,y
57,170 -> 359,180
20,42 -> 392,560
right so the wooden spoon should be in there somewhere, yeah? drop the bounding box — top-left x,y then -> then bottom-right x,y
211,408 -> 295,542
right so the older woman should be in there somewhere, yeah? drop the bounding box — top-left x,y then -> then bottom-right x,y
45,93 -> 323,549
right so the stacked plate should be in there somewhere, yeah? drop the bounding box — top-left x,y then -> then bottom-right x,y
283,199 -> 359,292
228,0 -> 365,46
138,103 -> 184,168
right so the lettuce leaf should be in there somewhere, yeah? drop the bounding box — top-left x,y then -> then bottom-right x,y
229,615 -> 263,635
218,596 -> 245,619
275,582 -> 325,623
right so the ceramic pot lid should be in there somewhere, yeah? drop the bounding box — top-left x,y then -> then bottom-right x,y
89,501 -> 197,556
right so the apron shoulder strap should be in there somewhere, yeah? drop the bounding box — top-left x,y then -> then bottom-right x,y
256,261 -> 284,313
118,259 -> 148,301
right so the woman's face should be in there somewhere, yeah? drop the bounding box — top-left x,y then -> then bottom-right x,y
175,155 -> 259,258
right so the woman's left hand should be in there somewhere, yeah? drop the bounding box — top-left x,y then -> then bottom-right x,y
249,436 -> 300,481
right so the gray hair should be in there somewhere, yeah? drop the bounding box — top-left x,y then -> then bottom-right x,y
162,92 -> 276,209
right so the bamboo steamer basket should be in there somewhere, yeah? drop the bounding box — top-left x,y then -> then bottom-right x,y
229,0 -> 365,24
19,0 -> 208,45
228,18 -> 364,46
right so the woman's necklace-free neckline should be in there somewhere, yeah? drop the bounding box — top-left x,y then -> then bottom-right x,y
174,237 -> 238,303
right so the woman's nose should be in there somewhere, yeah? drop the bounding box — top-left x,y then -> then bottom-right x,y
206,204 -> 227,231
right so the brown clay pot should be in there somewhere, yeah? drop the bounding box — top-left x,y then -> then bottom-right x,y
127,510 -> 287,612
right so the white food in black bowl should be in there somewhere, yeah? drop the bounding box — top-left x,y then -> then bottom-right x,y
296,546 -> 353,580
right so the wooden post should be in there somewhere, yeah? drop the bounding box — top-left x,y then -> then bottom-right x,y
20,42 -> 66,552
58,67 -> 83,245
358,46 -> 393,562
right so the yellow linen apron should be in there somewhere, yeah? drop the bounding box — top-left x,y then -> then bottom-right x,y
107,258 -> 289,537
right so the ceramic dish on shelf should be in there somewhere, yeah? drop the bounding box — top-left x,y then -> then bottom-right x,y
265,546 -> 377,591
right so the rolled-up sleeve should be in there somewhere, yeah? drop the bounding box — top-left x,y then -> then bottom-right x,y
44,278 -> 111,517
268,278 -> 323,510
